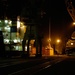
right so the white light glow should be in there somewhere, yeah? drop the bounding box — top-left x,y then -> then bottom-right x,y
4,39 -> 9,43
14,39 -> 17,43
4,26 -> 10,32
17,16 -> 20,29
5,20 -> 8,23
15,46 -> 19,50
17,21 -> 20,29
25,46 -> 27,51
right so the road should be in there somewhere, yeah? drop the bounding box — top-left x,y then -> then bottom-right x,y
0,55 -> 75,75
34,56 -> 75,75
0,56 -> 54,75
0,55 -> 66,75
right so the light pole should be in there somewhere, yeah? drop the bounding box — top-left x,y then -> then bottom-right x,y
56,39 -> 61,54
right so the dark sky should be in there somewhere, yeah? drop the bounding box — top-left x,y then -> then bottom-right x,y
0,0 -> 49,18
0,0 -> 75,45
51,0 -> 74,44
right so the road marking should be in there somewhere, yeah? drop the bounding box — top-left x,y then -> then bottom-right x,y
44,65 -> 51,68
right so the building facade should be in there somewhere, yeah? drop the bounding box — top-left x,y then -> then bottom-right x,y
0,17 -> 26,52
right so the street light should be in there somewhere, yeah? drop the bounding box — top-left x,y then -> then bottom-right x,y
73,22 -> 75,25
56,39 -> 60,44
56,39 -> 61,54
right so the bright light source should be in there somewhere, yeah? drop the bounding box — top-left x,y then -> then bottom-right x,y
56,39 -> 60,43
25,46 -> 27,51
14,39 -> 17,43
71,42 -> 73,45
73,22 -> 75,25
17,16 -> 20,29
9,20 -> 12,25
4,39 -> 9,43
4,26 -> 10,32
17,21 -> 20,29
5,20 -> 8,23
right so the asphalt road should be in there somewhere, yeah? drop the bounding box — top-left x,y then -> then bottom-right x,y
0,56 -> 54,75
0,55 -> 65,75
1,55 -> 75,75
34,56 -> 75,75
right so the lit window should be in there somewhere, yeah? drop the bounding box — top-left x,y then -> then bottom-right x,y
9,20 -> 12,25
4,39 -> 9,44
14,39 -> 17,43
25,46 -> 27,51
4,26 -> 10,32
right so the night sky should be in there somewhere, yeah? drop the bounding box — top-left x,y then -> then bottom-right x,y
51,0 -> 74,44
0,0 -> 75,46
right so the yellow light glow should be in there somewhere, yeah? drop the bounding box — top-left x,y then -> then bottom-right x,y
73,22 -> 75,25
50,48 -> 54,56
56,39 -> 60,43
9,20 -> 12,25
71,42 -> 73,45
20,22 -> 23,25
49,38 -> 51,42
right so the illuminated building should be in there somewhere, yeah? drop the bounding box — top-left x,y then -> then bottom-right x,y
0,17 -> 26,51
0,16 -> 43,57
